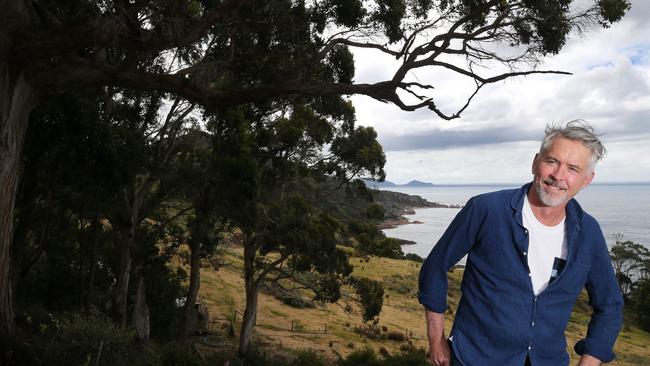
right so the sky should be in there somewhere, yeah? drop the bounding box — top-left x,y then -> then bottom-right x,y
350,0 -> 650,185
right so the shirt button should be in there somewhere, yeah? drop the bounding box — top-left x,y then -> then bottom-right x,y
528,273 -> 532,277
534,297 -> 538,302
528,346 -> 532,351
524,229 -> 528,234
531,321 -> 535,326
523,251 -> 527,256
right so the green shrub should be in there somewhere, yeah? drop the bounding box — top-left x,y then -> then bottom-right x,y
350,277 -> 384,322
43,311 -> 157,366
380,349 -> 429,366
339,347 -> 381,366
293,349 -> 328,366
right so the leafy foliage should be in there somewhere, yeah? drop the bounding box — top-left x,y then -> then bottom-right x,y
633,278 -> 650,332
610,238 -> 650,299
351,276 -> 385,322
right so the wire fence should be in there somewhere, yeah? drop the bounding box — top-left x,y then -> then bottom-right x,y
205,309 -> 426,341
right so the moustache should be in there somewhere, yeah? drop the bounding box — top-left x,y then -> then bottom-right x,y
543,178 -> 567,190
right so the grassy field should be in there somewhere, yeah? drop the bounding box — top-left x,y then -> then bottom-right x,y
194,246 -> 650,364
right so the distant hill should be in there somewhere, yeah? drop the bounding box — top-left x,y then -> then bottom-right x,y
403,180 -> 434,187
363,178 -> 434,188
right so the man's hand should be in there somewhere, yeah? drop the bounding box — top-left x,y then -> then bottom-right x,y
429,333 -> 451,366
577,354 -> 602,366
426,309 -> 451,366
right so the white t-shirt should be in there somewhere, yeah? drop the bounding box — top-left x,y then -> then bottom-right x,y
522,196 -> 568,295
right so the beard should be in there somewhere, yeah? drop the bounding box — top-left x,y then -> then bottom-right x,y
534,177 -> 569,207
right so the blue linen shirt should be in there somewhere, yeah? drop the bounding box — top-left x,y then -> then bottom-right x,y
418,183 -> 623,366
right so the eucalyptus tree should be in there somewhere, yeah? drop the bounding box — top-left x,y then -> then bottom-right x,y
203,94 -> 384,354
1,0 -> 631,336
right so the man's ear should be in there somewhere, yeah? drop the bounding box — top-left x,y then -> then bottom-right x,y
582,171 -> 595,189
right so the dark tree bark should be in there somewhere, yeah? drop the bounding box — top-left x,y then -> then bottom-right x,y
238,232 -> 258,355
85,215 -> 100,313
131,273 -> 150,345
0,68 -> 36,337
179,232 -> 202,342
113,228 -> 133,328
113,183 -> 151,327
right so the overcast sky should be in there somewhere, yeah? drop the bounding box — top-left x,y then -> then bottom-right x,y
351,0 -> 650,185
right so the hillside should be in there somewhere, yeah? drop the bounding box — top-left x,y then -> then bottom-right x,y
193,246 -> 650,365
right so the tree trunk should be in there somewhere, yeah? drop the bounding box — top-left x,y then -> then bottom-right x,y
238,232 -> 258,355
179,235 -> 202,341
0,64 -> 37,337
85,215 -> 100,313
113,186 -> 147,327
131,273 -> 150,345
113,229 -> 133,328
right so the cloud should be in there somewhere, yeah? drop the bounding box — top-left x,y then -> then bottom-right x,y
379,126 -> 540,151
351,0 -> 650,183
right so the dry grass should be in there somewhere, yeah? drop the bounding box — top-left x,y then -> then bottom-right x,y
195,247 -> 650,364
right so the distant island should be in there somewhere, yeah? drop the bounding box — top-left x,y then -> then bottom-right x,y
363,178 -> 435,189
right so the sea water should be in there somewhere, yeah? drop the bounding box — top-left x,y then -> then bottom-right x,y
381,183 -> 650,259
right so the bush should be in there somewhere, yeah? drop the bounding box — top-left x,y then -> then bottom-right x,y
353,324 -> 381,340
403,253 -> 424,262
386,331 -> 406,341
381,349 -> 429,366
338,346 -> 428,366
43,311 -> 157,366
339,347 -> 381,366
158,343 -> 203,366
240,349 -> 291,366
293,349 -> 328,366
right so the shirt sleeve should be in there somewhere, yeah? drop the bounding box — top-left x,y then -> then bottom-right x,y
418,197 -> 482,313
574,228 -> 624,363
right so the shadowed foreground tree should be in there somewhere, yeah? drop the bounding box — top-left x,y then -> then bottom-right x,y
1,0 -> 631,336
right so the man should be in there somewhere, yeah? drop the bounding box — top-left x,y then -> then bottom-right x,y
418,121 -> 623,366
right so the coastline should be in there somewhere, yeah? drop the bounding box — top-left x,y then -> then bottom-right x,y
375,189 -> 462,237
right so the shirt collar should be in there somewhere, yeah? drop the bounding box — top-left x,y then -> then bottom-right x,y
511,182 -> 585,227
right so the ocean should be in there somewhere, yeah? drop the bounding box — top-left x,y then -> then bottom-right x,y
381,183 -> 650,259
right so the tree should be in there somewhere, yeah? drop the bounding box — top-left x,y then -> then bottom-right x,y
350,276 -> 385,323
610,238 -> 650,299
202,97 -> 385,353
1,0 -> 631,336
633,278 -> 650,332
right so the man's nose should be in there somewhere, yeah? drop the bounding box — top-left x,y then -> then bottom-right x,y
549,165 -> 567,180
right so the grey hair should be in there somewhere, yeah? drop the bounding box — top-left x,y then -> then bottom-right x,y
539,120 -> 606,171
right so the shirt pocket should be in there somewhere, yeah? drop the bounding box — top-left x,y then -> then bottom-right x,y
558,262 -> 590,296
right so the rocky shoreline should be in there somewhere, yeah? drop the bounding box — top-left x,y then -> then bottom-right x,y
372,189 -> 461,232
